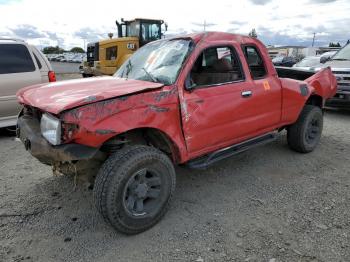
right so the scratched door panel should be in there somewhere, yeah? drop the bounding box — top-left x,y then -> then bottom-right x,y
181,81 -> 255,153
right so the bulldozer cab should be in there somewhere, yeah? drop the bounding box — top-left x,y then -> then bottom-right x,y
82,18 -> 165,77
117,18 -> 164,46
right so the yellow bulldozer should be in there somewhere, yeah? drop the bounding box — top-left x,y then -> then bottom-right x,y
80,18 -> 166,77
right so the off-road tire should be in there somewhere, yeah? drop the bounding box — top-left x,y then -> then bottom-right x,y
287,105 -> 323,153
93,145 -> 176,234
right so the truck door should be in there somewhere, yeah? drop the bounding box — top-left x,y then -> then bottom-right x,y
180,44 -> 281,155
240,45 -> 281,132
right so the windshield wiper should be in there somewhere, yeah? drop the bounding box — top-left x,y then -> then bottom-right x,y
142,67 -> 158,83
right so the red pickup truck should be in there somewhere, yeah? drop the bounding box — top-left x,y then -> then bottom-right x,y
16,32 -> 337,234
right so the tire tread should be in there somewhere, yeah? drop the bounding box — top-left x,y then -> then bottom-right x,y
93,145 -> 175,234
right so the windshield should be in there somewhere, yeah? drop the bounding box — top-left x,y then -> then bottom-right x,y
332,44 -> 350,60
115,39 -> 193,85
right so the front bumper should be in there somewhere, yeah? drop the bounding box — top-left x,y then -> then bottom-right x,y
326,90 -> 350,107
17,115 -> 101,165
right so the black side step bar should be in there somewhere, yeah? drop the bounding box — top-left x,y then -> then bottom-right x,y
186,133 -> 277,169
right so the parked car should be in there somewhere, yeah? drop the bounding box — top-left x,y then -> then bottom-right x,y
318,44 -> 350,107
16,32 -> 336,234
50,54 -> 64,61
293,56 -> 322,70
272,56 -> 296,67
319,51 -> 337,63
293,51 -> 338,70
0,38 -> 56,128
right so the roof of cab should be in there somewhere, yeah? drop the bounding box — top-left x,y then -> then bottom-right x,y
171,31 -> 262,46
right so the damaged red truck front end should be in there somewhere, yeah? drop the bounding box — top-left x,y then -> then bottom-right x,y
16,32 -> 336,234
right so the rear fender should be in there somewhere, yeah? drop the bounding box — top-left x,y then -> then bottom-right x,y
280,67 -> 336,124
305,67 -> 337,99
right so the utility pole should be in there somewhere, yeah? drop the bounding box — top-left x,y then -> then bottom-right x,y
193,20 -> 214,32
312,32 -> 316,47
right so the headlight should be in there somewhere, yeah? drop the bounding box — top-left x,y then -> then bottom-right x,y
40,113 -> 61,145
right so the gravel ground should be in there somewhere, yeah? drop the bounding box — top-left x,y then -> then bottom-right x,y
55,73 -> 82,81
0,108 -> 349,262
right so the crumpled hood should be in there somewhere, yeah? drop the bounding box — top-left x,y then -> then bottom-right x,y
17,76 -> 164,114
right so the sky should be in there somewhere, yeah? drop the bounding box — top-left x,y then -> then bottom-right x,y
0,0 -> 349,50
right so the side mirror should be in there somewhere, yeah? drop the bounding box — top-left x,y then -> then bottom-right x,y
320,56 -> 329,64
185,74 -> 196,91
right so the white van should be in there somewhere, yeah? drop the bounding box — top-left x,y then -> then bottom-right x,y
0,38 -> 56,128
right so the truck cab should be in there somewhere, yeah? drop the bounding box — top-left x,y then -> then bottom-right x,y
82,18 -> 165,77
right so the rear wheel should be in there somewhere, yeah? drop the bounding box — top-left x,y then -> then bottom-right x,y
287,105 -> 323,153
93,145 -> 176,234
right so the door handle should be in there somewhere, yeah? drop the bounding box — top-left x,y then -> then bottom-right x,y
241,91 -> 252,98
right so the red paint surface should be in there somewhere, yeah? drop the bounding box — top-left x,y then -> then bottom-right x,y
17,32 -> 337,164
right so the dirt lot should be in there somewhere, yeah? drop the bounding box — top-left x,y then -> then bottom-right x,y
0,84 -> 349,261
51,62 -> 81,74
51,62 -> 82,81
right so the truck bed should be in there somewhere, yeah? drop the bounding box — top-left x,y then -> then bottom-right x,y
275,66 -> 315,81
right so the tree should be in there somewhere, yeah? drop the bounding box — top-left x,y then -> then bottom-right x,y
70,47 -> 85,53
329,42 -> 341,47
43,46 -> 65,54
248,28 -> 258,38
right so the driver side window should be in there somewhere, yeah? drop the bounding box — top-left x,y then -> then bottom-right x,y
188,46 -> 243,88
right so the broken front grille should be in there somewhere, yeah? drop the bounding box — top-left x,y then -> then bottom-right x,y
332,70 -> 350,91
23,106 -> 42,120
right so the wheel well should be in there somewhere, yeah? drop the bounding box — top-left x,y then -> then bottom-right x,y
101,128 -> 180,163
306,94 -> 323,108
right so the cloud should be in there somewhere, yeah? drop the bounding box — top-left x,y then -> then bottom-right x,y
229,21 -> 246,25
0,0 -> 20,5
255,19 -> 350,47
9,24 -> 45,39
191,22 -> 217,28
309,0 -> 338,3
73,27 -> 107,41
44,31 -> 65,46
248,0 -> 272,5
0,0 -> 349,48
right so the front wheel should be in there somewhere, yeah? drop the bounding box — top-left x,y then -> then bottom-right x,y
287,105 -> 323,153
93,145 -> 176,234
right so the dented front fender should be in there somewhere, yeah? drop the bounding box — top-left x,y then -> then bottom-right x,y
61,86 -> 189,162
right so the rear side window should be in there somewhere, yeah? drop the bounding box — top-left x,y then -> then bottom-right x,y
0,44 -> 35,74
242,45 -> 267,79
33,53 -> 42,69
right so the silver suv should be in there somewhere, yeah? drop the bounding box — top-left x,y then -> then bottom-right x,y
0,38 -> 56,128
